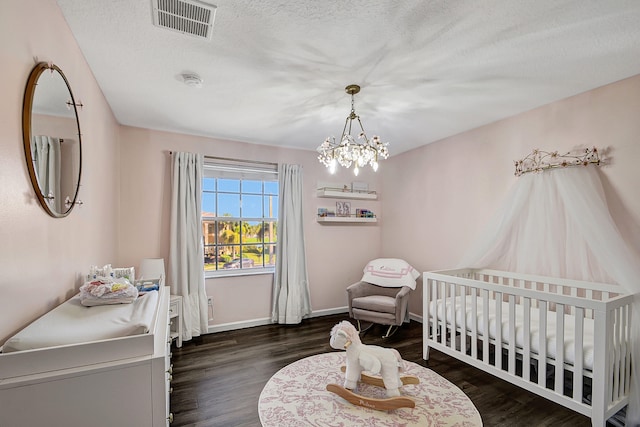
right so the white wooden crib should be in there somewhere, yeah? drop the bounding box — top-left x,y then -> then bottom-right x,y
423,269 -> 634,427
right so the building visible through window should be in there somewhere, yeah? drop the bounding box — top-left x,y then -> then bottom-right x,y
202,160 -> 278,275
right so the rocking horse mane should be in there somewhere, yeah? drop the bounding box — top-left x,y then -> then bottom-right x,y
330,320 -> 362,345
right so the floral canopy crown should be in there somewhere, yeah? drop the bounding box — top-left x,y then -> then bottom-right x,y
514,147 -> 601,177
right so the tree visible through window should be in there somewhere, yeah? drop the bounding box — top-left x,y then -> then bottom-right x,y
202,162 -> 278,274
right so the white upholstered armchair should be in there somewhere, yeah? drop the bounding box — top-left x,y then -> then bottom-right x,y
346,258 -> 419,338
347,281 -> 411,338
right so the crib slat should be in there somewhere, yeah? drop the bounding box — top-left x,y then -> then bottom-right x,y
624,305 -> 631,395
471,289 -> 478,360
554,304 -> 565,394
592,308 -> 611,424
612,307 -> 621,401
523,297 -> 531,382
573,307 -> 584,403
495,293 -> 502,370
508,295 -> 516,375
449,283 -> 457,351
429,280 -> 437,343
439,281 -> 446,346
460,285 -> 467,356
423,279 -> 429,360
538,301 -> 547,387
482,289 -> 490,364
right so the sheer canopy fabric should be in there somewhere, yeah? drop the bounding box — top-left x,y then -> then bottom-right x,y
458,165 -> 640,424
169,152 -> 208,341
271,164 -> 312,324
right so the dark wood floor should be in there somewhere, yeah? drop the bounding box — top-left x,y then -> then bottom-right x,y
169,313 -> 593,426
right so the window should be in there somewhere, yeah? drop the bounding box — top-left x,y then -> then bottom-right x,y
202,160 -> 278,275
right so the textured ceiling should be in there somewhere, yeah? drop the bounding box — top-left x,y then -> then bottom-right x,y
56,0 -> 640,155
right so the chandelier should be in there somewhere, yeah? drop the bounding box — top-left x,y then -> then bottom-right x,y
317,84 -> 389,176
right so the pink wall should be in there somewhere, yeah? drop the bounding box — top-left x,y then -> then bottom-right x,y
3,0 -> 639,340
117,126 -> 383,326
382,74 -> 640,316
0,0 -> 121,342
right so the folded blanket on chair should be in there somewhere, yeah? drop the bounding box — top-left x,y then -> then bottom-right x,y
361,258 -> 420,290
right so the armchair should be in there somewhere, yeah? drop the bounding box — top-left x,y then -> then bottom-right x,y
346,258 -> 419,338
347,281 -> 412,338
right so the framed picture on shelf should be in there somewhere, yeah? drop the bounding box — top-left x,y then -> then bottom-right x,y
336,201 -> 351,217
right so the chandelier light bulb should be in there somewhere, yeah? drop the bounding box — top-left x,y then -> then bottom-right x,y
316,84 -> 389,174
329,159 -> 337,174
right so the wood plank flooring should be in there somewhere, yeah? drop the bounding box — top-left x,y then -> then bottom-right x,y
169,313 -> 593,426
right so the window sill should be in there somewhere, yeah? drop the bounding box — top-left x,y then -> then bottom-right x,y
205,268 -> 275,279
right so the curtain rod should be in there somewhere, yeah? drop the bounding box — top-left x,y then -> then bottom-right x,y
169,152 -> 277,167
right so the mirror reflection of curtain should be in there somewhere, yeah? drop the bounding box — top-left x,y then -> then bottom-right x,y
31,135 -> 62,212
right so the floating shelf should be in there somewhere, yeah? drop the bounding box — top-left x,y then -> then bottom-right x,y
316,187 -> 377,200
316,216 -> 377,224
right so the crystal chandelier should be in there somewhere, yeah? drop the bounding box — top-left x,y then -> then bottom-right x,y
317,84 -> 389,176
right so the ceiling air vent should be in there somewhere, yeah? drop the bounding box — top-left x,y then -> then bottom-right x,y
151,0 -> 217,40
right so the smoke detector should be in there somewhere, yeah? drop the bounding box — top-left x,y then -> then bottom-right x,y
181,73 -> 203,88
151,0 -> 217,40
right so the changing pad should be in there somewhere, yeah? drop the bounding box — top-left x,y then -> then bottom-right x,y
2,290 -> 159,353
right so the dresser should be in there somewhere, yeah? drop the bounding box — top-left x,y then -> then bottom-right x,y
0,286 -> 173,426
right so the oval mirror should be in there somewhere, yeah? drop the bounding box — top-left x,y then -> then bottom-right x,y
23,62 -> 82,218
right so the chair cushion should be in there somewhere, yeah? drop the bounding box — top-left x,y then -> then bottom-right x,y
351,295 -> 396,314
352,308 -> 396,324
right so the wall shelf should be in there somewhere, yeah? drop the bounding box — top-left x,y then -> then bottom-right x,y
316,187 -> 377,200
316,216 -> 377,224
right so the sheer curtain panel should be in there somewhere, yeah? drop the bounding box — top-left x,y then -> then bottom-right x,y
169,152 -> 208,341
271,164 -> 312,324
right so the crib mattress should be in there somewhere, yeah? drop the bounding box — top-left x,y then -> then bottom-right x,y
430,297 -> 595,370
2,290 -> 159,353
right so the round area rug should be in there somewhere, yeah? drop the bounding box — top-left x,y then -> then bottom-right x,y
258,352 -> 482,426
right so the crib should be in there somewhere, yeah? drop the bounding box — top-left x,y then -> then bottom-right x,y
422,268 -> 634,427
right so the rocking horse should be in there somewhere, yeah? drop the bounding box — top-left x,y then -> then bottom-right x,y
326,320 -> 419,410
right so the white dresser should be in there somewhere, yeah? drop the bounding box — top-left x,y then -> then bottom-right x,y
0,286 -> 173,426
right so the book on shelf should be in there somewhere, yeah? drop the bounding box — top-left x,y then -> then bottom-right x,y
356,209 -> 375,218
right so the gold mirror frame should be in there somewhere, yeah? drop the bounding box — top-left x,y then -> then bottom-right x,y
23,62 -> 82,218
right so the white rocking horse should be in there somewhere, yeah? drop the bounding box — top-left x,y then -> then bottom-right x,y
326,320 -> 419,410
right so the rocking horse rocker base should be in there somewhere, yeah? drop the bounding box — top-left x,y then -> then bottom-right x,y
326,369 -> 420,411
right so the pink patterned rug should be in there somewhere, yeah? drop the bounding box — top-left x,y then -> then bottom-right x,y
258,352 -> 482,426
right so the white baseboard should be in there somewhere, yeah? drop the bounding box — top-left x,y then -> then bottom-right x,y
206,307 -> 422,334
309,306 -> 349,317
206,307 -> 350,334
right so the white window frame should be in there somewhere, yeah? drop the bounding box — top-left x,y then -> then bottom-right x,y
202,159 -> 278,278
